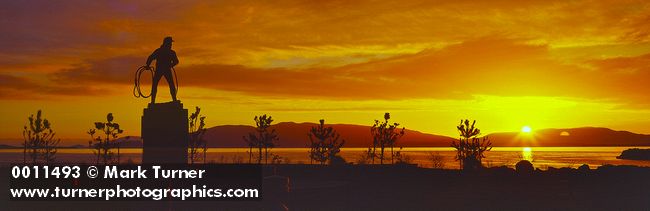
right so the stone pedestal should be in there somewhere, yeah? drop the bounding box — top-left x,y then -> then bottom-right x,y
141,101 -> 188,164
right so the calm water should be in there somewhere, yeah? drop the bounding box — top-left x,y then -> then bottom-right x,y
2,147 -> 649,169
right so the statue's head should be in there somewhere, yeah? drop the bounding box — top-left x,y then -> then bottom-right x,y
162,36 -> 174,48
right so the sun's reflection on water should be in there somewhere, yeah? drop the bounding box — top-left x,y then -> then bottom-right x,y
522,147 -> 533,161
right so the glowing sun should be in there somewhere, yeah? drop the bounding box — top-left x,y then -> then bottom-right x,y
521,126 -> 532,133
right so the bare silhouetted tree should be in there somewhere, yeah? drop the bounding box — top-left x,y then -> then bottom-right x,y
393,147 -> 412,165
22,110 -> 60,164
188,106 -> 207,164
243,115 -> 279,164
244,136 -> 255,163
452,119 -> 492,170
427,152 -> 445,169
88,113 -> 123,165
308,119 -> 345,165
356,147 -> 374,164
370,113 -> 405,164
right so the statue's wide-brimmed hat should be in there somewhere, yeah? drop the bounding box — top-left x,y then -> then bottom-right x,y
163,36 -> 174,44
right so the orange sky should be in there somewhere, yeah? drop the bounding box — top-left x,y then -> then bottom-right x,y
1,0 -> 650,145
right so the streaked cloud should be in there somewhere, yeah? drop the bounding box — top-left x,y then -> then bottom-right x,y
29,38 -> 650,108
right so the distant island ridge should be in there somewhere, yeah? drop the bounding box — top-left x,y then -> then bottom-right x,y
2,122 -> 650,148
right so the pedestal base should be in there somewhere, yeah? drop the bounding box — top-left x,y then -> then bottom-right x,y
141,101 -> 188,164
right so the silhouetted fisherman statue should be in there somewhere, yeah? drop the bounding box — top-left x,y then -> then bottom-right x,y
146,36 -> 179,104
140,36 -> 188,164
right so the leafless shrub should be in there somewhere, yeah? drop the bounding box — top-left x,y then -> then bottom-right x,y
427,152 -> 445,169
356,148 -> 374,164
394,148 -> 412,165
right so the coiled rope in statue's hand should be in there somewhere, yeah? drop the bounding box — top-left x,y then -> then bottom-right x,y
132,66 -> 178,98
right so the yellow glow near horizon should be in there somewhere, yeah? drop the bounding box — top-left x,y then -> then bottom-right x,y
516,126 -> 537,146
1,91 -> 649,146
